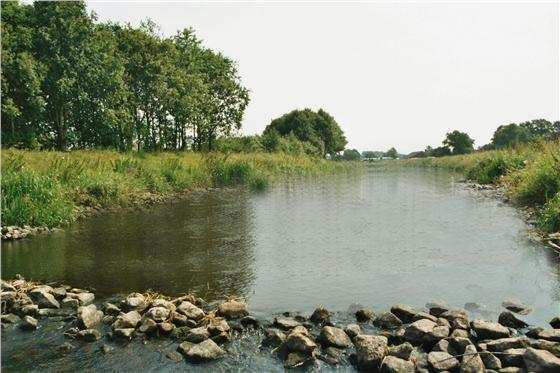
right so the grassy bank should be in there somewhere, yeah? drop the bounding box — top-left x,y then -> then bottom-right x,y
404,140 -> 560,233
1,149 -> 360,228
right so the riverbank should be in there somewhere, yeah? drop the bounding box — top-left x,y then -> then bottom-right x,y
1,149 -> 360,235
2,277 -> 559,371
403,140 -> 560,238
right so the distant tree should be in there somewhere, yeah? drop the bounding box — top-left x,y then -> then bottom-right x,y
407,151 -> 426,159
362,150 -> 383,159
385,147 -> 398,159
443,130 -> 474,154
491,123 -> 531,149
341,149 -> 361,161
520,119 -> 555,139
431,146 -> 452,157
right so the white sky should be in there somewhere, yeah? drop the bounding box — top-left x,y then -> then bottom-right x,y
87,1 -> 559,153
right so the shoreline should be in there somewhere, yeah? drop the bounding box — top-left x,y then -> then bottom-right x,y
2,277 -> 559,371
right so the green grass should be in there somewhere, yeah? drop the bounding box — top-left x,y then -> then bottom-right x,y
1,149 -> 360,228
404,140 -> 560,233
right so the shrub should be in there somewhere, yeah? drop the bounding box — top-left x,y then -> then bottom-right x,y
538,192 -> 560,232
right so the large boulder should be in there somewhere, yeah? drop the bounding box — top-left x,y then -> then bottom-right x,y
77,304 -> 103,330
486,337 -> 529,352
481,351 -> 502,370
183,339 -> 225,362
404,319 -> 447,345
176,301 -> 204,321
499,348 -> 526,368
426,301 -> 449,317
29,289 -> 60,309
344,324 -> 362,339
470,319 -> 510,340
122,293 -> 147,312
373,312 -> 402,329
151,298 -> 176,312
550,317 -> 560,329
523,347 -> 560,372
390,304 -> 417,323
380,355 -> 414,373
319,326 -> 351,349
217,299 -> 248,319
20,315 -> 38,330
388,342 -> 414,360
502,298 -> 532,315
262,328 -> 286,347
428,351 -> 459,371
533,329 -> 560,342
67,292 -> 95,306
459,344 -> 484,373
273,316 -> 301,330
355,308 -> 375,322
440,309 -> 469,325
112,311 -> 141,329
310,307 -> 330,324
283,327 -> 317,355
498,311 -> 528,329
186,326 -> 210,343
353,334 -> 388,371
145,307 -> 170,323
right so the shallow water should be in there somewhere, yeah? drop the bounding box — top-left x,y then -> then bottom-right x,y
2,166 -> 559,371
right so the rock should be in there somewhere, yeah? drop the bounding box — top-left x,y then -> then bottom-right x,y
460,344 -> 485,373
433,339 -> 451,354
451,328 -> 471,338
103,302 -> 121,316
428,351 -> 459,371
373,312 -> 402,329
112,311 -> 141,329
528,339 -> 560,358
102,315 -> 115,325
177,341 -> 195,355
319,346 -> 343,365
52,287 -> 67,299
211,330 -> 231,344
344,323 -> 362,339
551,317 -> 560,329
21,304 -> 39,316
448,337 -> 475,355
151,298 -> 176,312
145,307 -> 170,323
184,339 -> 226,362
441,309 -> 469,325
381,355 -> 415,373
452,317 -> 470,330
523,347 -> 560,372
29,289 -> 60,309
165,350 -> 183,363
436,317 -> 451,328
217,299 -> 248,319
427,301 -> 449,316
240,315 -> 259,328
68,292 -> 95,305
388,342 -> 414,360
356,308 -> 375,322
122,293 -> 147,312
61,298 -> 79,309
77,329 -> 101,342
262,328 -> 286,347
170,312 -> 188,326
498,368 -> 524,373
207,319 -> 230,336
1,313 -> 21,324
320,326 -> 351,348
114,328 -> 135,340
481,351 -> 502,370
471,319 -> 510,340
404,319 -> 437,345
186,326 -> 210,343
77,304 -> 103,330
101,345 -> 114,354
284,327 -> 317,355
1,280 -> 16,292
310,306 -> 330,324
413,312 -> 438,323
138,318 -> 158,334
499,311 -> 528,329
158,322 -> 174,334
534,329 -> 560,342
499,348 -> 525,367
502,298 -> 532,315
20,315 -> 38,330
353,334 -> 388,371
273,316 -> 301,330
37,308 -> 69,317
487,337 -> 530,352
284,351 -> 310,368
176,301 -> 204,321
390,304 -> 417,323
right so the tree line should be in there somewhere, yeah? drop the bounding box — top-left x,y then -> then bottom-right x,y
1,1 -> 249,151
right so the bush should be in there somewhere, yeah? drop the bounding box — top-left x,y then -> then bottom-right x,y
538,192 -> 560,232
509,150 -> 560,205
465,154 -> 524,184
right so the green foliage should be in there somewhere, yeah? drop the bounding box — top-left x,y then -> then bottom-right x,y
340,149 -> 362,161
362,150 -> 383,159
384,147 -> 398,159
465,154 -> 525,184
443,130 -> 475,155
538,193 -> 560,233
490,119 -> 559,149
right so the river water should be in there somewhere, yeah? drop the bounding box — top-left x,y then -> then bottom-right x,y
2,166 -> 559,371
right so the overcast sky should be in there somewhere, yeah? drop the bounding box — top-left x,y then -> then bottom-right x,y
87,1 -> 559,153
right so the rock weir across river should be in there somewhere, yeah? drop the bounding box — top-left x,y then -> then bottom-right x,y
1,277 -> 560,371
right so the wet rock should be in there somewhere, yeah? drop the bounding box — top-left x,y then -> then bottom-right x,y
274,316 -> 301,330
428,351 -> 459,371
551,317 -> 560,329
404,319 -> 446,345
138,318 -> 157,334
427,301 -> 449,317
319,346 -> 343,365
145,306 -> 170,323
451,328 -> 471,339
102,315 -> 116,325
68,292 -> 95,306
528,339 -> 560,358
353,334 -> 388,371
20,315 -> 38,330
240,315 -> 259,328
523,347 -> 560,372
344,323 -> 362,339
533,328 -> 560,342
186,326 -> 210,343
217,299 -> 248,319
381,355 -> 414,373
176,301 -> 204,321
481,351 -> 502,370
170,312 -> 188,326
37,308 -> 69,317
1,313 -> 21,324
310,306 -> 330,324
51,287 -> 67,299
165,350 -> 183,363
441,309 -> 469,325
460,344 -> 484,373
448,336 -> 474,355
114,328 -> 135,340
112,310 -> 141,329
103,302 -> 121,316
373,312 -> 402,329
471,319 -> 510,340
413,312 -> 438,323
388,342 -> 414,360
320,326 -> 351,348
436,317 -> 451,328
499,348 -> 525,367
499,311 -> 528,329
486,337 -> 530,352
355,308 -> 375,322
158,322 -> 174,334
77,329 -> 101,342
208,318 -> 230,335
390,304 -> 417,323
211,330 -> 231,344
502,298 -> 532,315
122,293 -> 147,312
262,328 -> 286,347
433,339 -> 451,354
284,351 -> 310,368
452,317 -> 470,330
151,298 -> 176,312
284,327 -> 317,355
184,339 -> 226,362
77,304 -> 103,330
61,298 -> 80,309
29,289 -> 60,309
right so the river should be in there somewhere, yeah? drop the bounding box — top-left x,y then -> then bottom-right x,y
2,166 -> 558,371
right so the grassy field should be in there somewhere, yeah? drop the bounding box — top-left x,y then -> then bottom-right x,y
1,149 -> 360,228
404,140 -> 560,233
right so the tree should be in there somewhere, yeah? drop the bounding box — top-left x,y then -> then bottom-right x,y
264,108 -> 347,157
362,150 -> 382,159
431,146 -> 452,157
385,147 -> 398,159
443,130 -> 474,154
491,123 -> 530,149
341,149 -> 361,161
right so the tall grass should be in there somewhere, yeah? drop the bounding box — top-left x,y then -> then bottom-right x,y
404,140 -> 560,233
1,149 -> 359,228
